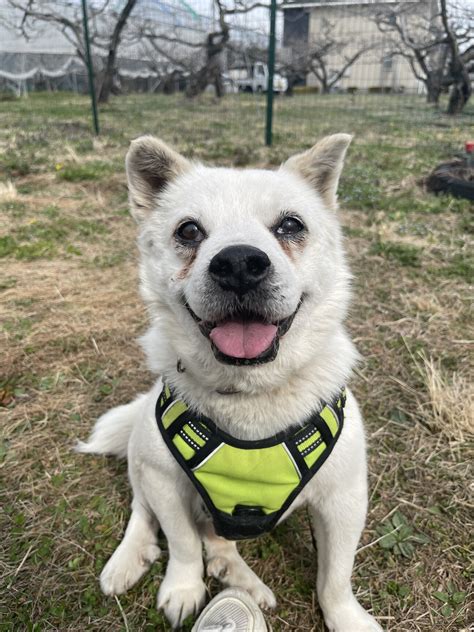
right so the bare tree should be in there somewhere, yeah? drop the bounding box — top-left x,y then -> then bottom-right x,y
131,28 -> 203,95
7,0 -> 139,103
374,2 -> 447,104
185,13 -> 230,98
137,0 -> 271,98
374,0 -> 473,111
137,11 -> 229,97
440,0 -> 472,113
282,19 -> 373,94
97,0 -> 138,103
462,43 -> 474,72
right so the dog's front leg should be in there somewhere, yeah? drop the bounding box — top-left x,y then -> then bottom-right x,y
141,464 -> 206,628
202,521 -> 276,609
100,498 -> 161,596
309,483 -> 383,632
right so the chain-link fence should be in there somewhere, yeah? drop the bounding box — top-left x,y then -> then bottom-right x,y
1,0 -> 473,142
0,0 -> 473,205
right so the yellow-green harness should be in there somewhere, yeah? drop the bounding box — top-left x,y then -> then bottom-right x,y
156,384 -> 345,540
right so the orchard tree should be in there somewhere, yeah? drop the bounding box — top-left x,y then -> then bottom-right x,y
374,0 -> 473,112
282,19 -> 373,94
137,0 -> 271,98
7,0 -> 138,103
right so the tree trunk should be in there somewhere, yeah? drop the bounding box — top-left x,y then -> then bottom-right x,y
285,76 -> 295,96
186,66 -> 210,98
426,90 -> 438,104
426,83 -> 441,105
97,0 -> 138,104
447,70 -> 472,114
186,29 -> 228,99
214,67 -> 224,98
97,54 -> 116,104
439,0 -> 471,115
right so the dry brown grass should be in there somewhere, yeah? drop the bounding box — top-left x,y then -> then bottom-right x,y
416,353 -> 473,439
0,180 -> 17,201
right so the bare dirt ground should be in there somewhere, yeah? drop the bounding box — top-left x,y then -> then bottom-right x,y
1,92 -> 472,631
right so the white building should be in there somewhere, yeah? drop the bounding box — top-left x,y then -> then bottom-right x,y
281,0 -> 437,93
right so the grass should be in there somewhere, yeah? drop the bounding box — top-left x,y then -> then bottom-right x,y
1,91 -> 473,631
56,161 -> 115,182
369,241 -> 421,267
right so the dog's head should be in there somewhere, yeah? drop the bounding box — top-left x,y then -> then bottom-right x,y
126,135 -> 353,391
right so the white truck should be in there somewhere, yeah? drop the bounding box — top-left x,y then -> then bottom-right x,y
228,62 -> 288,94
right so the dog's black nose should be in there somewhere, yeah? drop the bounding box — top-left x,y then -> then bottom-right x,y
209,245 -> 271,295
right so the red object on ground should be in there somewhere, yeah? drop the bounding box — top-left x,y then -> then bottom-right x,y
466,141 -> 474,153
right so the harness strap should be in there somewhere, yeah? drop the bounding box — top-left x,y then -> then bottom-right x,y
155,385 -> 346,540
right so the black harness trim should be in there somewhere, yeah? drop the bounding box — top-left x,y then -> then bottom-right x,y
155,386 -> 345,540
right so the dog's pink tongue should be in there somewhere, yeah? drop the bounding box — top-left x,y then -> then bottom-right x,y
210,321 -> 277,359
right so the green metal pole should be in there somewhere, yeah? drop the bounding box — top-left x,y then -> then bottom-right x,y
265,0 -> 277,146
81,0 -> 100,135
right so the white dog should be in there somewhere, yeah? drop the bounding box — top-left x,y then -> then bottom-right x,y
78,134 -> 383,632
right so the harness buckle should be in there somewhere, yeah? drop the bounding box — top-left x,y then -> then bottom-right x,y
215,505 -> 274,540
232,505 -> 265,518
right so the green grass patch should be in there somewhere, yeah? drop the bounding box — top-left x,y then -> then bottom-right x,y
437,252 -> 473,282
0,200 -> 28,217
0,276 -> 16,291
2,315 -> 35,340
0,152 -> 31,177
13,240 -> 58,260
370,240 -> 421,266
56,160 -> 114,182
0,233 -> 56,261
1,214 -> 108,261
433,581 -> 467,618
377,510 -> 429,558
88,251 -> 129,268
458,211 -> 474,234
0,235 -> 17,257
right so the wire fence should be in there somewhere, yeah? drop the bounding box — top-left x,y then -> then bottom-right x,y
0,0 -> 473,147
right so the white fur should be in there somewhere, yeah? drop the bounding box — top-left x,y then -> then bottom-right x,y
79,136 -> 384,631
76,393 -> 148,458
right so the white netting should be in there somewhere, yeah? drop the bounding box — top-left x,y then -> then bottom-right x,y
0,55 -> 83,80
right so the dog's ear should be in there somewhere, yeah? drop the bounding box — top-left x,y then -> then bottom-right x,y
283,134 -> 352,209
126,135 -> 190,222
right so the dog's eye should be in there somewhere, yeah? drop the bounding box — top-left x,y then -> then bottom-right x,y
176,221 -> 205,244
275,217 -> 305,237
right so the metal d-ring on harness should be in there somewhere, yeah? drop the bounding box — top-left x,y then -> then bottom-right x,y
155,384 -> 346,540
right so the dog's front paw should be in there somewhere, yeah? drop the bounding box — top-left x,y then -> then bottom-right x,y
207,555 -> 276,610
323,596 -> 383,632
157,575 -> 206,628
100,543 -> 161,595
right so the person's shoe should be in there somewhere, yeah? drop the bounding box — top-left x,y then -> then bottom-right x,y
192,588 -> 268,632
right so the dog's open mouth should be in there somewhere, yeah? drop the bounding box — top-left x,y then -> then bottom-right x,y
185,301 -> 302,366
